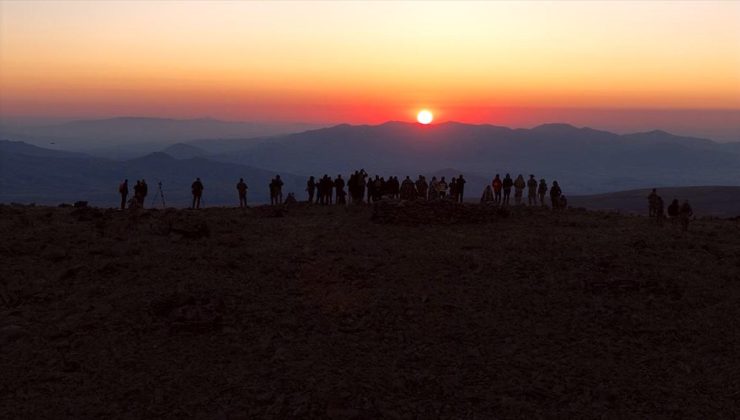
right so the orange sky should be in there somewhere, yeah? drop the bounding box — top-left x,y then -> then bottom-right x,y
1,1 -> 739,135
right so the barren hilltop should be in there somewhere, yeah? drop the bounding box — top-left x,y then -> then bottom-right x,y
2,202 -> 739,417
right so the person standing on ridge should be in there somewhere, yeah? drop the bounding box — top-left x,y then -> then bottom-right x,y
140,179 -> 148,208
457,174 -> 466,203
538,179 -> 548,207
502,173 -> 514,205
133,180 -> 142,206
334,174 -> 346,205
270,175 -> 284,205
667,198 -> 680,222
655,193 -> 665,226
429,176 -> 439,200
492,174 -> 503,205
513,174 -> 526,205
191,177 -> 204,209
550,180 -> 562,210
416,175 -> 428,200
437,176 -> 448,199
306,176 -> 316,204
118,179 -> 129,210
237,178 -> 248,208
527,175 -> 538,206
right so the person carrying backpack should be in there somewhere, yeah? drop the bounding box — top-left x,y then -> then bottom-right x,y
538,179 -> 548,207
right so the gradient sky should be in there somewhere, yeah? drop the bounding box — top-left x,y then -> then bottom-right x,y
1,1 -> 739,139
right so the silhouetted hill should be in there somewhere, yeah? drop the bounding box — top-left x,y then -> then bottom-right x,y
0,139 -> 88,159
0,145 -> 303,206
160,143 -> 208,159
0,117 -> 324,153
206,121 -> 740,194
569,186 -> 740,217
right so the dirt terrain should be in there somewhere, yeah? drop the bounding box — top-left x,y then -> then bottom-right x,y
1,202 -> 739,418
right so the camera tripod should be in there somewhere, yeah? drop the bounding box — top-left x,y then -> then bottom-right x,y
151,181 -> 166,208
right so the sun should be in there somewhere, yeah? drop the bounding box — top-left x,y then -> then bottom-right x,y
417,109 -> 433,125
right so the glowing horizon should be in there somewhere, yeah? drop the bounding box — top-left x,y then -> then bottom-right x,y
1,1 -> 738,135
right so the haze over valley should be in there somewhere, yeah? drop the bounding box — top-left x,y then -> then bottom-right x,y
2,117 -> 740,214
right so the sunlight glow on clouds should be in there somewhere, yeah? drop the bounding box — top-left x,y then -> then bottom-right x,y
1,1 -> 738,128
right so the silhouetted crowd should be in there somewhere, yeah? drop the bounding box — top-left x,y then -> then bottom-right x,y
647,188 -> 694,231
118,179 -> 149,209
115,174 -> 696,230
116,171 -> 564,210
304,170 -> 470,205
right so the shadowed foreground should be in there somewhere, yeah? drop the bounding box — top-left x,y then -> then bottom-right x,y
1,203 -> 739,418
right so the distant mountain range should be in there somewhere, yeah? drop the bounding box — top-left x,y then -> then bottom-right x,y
2,120 -> 740,207
0,117 -> 324,159
0,140 -> 305,206
199,121 -> 740,194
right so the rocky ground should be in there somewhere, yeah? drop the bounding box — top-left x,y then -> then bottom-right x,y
1,201 -> 739,418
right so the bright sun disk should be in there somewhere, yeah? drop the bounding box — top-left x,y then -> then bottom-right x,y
417,110 -> 433,124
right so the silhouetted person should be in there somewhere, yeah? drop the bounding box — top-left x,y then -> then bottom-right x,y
307,176 -> 316,203
450,177 -> 458,202
191,177 -> 204,209
550,181 -> 562,209
322,174 -> 333,205
335,174 -> 346,205
358,169 -> 367,203
237,178 -> 248,208
416,175 -> 428,200
140,179 -> 148,207
655,195 -> 665,226
502,174 -> 513,205
667,198 -> 680,220
480,185 -> 494,203
429,176 -> 439,200
284,192 -> 297,205
538,179 -> 548,207
527,175 -> 538,206
347,172 -> 357,204
373,176 -> 383,201
437,176 -> 448,198
118,179 -> 128,209
457,174 -> 466,203
133,180 -> 143,206
270,175 -> 284,205
679,200 -> 693,231
401,176 -> 416,200
513,174 -> 526,205
492,174 -> 502,204
647,188 -> 658,217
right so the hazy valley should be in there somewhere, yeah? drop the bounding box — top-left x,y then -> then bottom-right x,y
2,118 -> 740,213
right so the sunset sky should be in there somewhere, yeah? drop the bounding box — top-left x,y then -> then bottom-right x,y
1,1 -> 739,139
